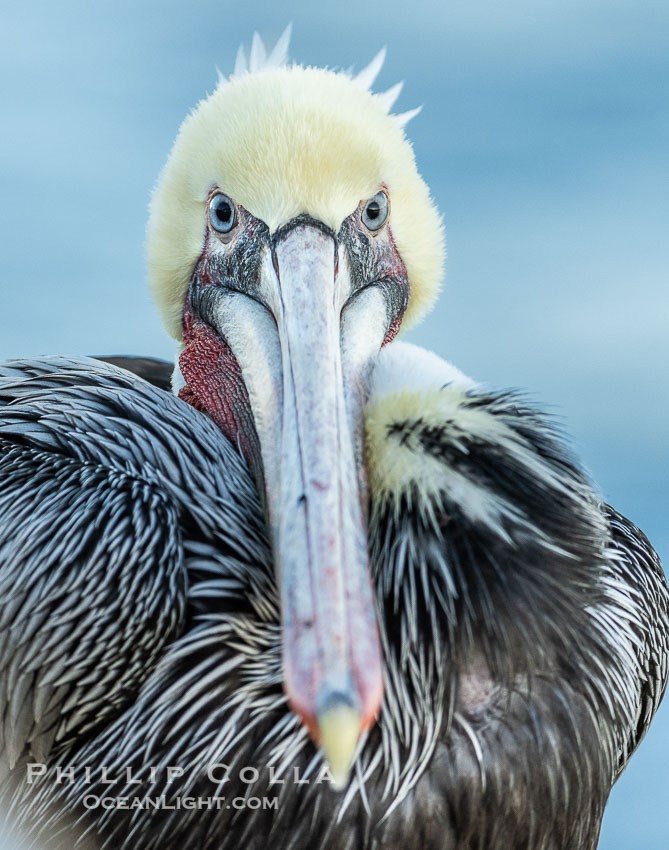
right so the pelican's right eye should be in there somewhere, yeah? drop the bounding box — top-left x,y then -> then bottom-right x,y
209,193 -> 237,234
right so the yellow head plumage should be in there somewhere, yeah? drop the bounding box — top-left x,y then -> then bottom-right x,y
147,30 -> 445,340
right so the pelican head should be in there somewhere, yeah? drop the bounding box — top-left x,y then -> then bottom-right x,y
147,29 -> 444,785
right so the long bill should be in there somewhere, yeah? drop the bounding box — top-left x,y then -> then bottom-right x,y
258,222 -> 384,786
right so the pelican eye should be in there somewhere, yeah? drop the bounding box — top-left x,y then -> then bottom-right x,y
362,191 -> 389,232
209,193 -> 237,233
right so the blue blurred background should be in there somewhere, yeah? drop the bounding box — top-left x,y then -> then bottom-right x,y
1,1 -> 667,845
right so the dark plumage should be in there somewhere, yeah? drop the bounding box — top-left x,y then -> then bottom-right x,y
0,356 -> 666,849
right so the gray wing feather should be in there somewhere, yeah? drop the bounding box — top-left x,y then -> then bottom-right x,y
0,437 -> 186,779
93,356 -> 173,391
604,506 -> 669,771
0,355 -> 263,782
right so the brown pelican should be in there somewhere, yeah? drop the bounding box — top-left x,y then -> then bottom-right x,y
1,29 -> 667,850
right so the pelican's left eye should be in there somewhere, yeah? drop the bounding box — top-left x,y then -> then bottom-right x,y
362,191 -> 389,232
209,193 -> 237,233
